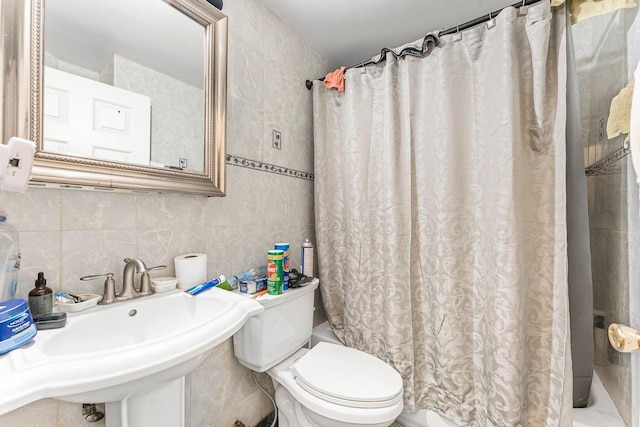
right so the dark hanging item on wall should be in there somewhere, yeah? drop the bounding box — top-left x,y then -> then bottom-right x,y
205,0 -> 223,10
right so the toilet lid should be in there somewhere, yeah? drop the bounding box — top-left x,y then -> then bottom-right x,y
292,342 -> 403,409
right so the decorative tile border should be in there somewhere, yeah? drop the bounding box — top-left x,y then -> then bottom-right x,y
226,154 -> 314,181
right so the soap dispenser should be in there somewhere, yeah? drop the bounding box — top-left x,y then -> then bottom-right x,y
28,272 -> 53,316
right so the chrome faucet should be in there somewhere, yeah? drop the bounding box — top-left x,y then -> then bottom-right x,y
80,259 -> 167,304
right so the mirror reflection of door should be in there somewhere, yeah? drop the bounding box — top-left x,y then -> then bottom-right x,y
44,67 -> 151,164
43,0 -> 205,172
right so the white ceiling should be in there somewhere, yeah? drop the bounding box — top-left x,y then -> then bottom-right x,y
263,0 -> 525,70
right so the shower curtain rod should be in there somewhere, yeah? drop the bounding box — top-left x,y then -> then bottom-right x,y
305,0 -> 545,90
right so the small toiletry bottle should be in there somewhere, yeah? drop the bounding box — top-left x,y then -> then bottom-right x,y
28,272 -> 53,316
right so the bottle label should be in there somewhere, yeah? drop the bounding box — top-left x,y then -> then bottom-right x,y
28,294 -> 53,316
0,221 -> 21,301
301,245 -> 314,277
267,260 -> 277,278
2,253 -> 20,272
266,259 -> 283,295
0,305 -> 36,354
0,310 -> 32,341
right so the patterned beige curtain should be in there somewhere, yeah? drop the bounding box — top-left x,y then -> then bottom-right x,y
313,2 -> 572,426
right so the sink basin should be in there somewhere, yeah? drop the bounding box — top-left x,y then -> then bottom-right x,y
0,288 -> 263,422
42,292 -> 233,356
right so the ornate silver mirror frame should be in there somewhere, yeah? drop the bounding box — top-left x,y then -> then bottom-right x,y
3,0 -> 227,196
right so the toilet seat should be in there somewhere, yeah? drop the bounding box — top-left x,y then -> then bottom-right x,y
269,345 -> 404,425
292,342 -> 403,409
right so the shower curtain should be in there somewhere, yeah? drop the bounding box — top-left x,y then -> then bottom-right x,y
313,2 -> 572,426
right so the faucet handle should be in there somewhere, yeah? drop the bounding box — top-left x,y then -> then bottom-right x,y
138,265 -> 167,295
80,273 -> 117,305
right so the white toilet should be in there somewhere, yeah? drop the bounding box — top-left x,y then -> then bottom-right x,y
233,280 -> 404,427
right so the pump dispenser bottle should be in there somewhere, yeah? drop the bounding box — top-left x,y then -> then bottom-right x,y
28,272 -> 53,316
0,212 -> 20,301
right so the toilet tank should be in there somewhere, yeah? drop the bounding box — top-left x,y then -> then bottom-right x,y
233,279 -> 319,372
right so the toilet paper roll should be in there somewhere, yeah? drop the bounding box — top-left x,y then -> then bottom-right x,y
174,253 -> 207,289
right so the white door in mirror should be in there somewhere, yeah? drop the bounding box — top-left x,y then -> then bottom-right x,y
43,67 -> 151,165
0,137 -> 36,193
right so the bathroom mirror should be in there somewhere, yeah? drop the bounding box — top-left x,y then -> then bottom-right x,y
13,0 -> 227,195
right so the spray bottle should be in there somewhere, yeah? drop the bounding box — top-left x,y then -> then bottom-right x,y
0,212 -> 20,301
301,239 -> 314,277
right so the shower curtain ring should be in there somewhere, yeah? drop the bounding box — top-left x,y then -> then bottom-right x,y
487,12 -> 496,29
518,0 -> 529,16
454,25 -> 462,42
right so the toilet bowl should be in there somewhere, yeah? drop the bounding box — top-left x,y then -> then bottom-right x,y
269,346 -> 403,427
233,280 -> 404,427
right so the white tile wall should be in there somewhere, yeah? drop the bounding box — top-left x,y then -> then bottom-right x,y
623,19 -> 640,427
0,0 -> 329,425
579,7 -> 640,426
114,55 -> 205,171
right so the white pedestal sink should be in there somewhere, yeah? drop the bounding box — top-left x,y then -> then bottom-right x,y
0,288 -> 263,426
